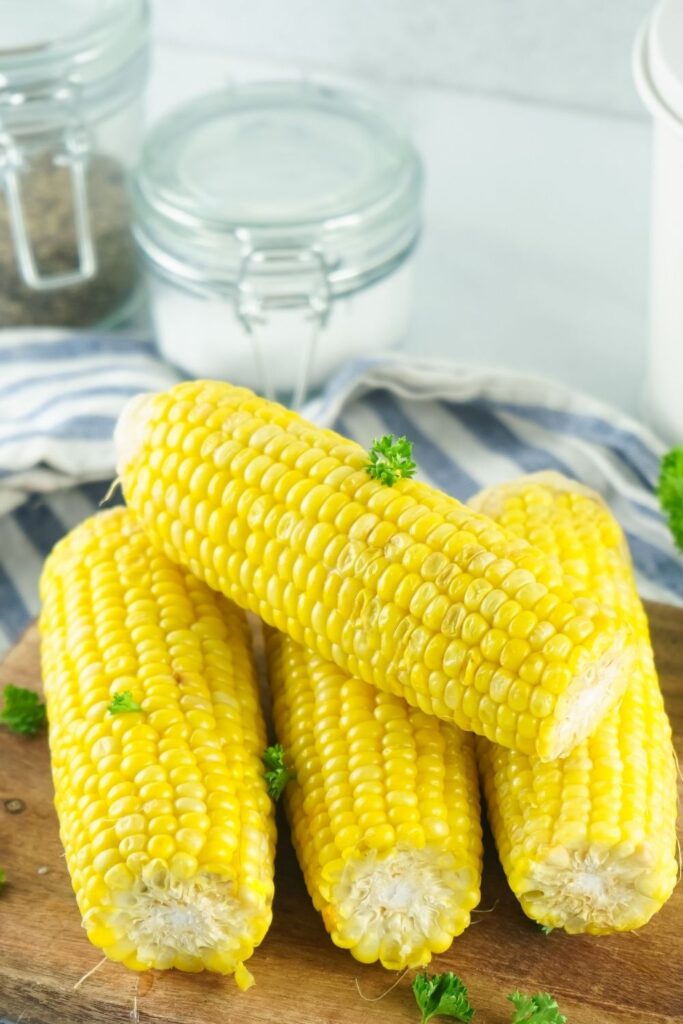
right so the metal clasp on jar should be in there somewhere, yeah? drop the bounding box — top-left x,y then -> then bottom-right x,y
0,86 -> 96,291
236,245 -> 332,408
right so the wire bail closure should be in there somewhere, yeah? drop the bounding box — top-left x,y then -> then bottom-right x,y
0,105 -> 97,291
236,245 -> 332,408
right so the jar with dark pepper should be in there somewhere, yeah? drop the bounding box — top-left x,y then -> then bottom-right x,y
0,0 -> 150,327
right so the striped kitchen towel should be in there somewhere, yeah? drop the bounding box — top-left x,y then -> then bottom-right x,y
0,329 -> 180,517
1,349 -> 681,656
0,330 -> 180,653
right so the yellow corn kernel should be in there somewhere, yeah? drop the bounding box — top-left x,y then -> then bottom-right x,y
40,508 -> 275,978
116,382 -> 633,760
472,473 -> 678,933
266,628 -> 482,970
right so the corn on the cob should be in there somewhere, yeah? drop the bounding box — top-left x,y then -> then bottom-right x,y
473,473 -> 678,933
115,382 -> 632,760
266,628 -> 482,968
39,507 -> 275,981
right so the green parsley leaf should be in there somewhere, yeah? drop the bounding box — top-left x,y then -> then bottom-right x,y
0,684 -> 46,736
539,924 -> 554,935
263,743 -> 295,801
365,434 -> 417,486
658,447 -> 683,552
508,991 -> 566,1024
107,691 -> 142,715
412,972 -> 475,1024
0,867 -> 6,890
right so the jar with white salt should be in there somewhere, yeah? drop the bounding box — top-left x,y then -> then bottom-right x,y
131,82 -> 422,405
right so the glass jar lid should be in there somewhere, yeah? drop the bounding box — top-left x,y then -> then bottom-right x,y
0,0 -> 149,128
132,81 -> 423,296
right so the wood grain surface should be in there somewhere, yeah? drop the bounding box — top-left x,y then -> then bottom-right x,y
1,604 -> 681,1024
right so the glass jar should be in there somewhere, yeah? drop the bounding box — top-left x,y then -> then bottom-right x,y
0,0 -> 150,327
132,82 -> 422,405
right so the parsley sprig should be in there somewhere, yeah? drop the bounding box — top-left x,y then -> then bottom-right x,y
263,744 -> 295,801
658,447 -> 683,552
412,974 -> 567,1024
508,991 -> 566,1024
0,684 -> 46,736
365,434 -> 416,486
0,867 -> 6,890
107,691 -> 142,715
412,972 -> 474,1024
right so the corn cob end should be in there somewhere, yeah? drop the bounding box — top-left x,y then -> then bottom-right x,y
538,631 -> 631,761
82,858 -> 268,973
322,845 -> 480,969
511,838 -> 678,935
471,477 -> 633,761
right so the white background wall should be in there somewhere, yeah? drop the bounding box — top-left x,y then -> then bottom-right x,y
146,1 -> 656,415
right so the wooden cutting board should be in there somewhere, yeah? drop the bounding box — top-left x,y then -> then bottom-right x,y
1,604 -> 682,1024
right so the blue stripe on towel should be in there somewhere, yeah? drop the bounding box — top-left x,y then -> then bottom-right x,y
0,336 -> 157,363
0,563 -> 30,637
13,498 -> 67,556
2,415 -> 121,445
626,499 -> 666,524
0,363 -> 159,403
492,401 -> 660,488
5,385 -> 149,425
81,480 -> 123,508
446,401 -> 576,479
625,531 -> 683,599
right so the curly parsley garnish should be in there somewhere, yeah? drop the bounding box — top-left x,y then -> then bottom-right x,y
508,991 -> 566,1024
0,684 -> 46,736
658,447 -> 683,552
365,434 -> 417,486
263,743 -> 295,801
412,972 -> 474,1024
107,690 -> 142,715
